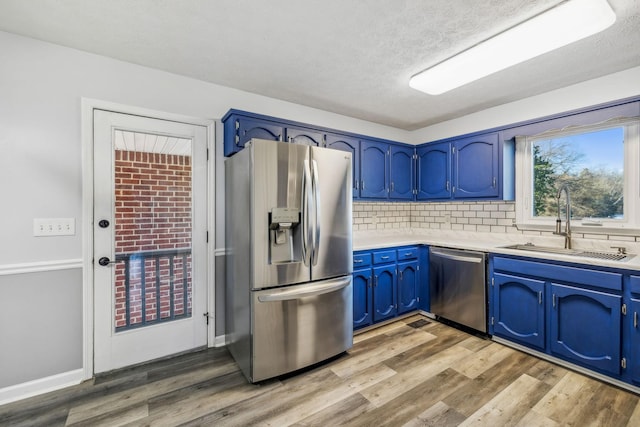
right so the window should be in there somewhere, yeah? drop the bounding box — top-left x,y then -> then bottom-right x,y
516,118 -> 640,232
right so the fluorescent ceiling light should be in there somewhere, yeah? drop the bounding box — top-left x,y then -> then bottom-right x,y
409,0 -> 616,95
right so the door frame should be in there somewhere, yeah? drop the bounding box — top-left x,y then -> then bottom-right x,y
81,98 -> 215,380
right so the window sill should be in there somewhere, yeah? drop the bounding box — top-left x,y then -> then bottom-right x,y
514,223 -> 640,237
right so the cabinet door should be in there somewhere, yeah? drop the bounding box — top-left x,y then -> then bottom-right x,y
353,268 -> 373,329
326,134 -> 360,198
285,126 -> 324,147
389,145 -> 415,200
361,140 -> 389,199
453,133 -> 499,199
397,261 -> 419,314
237,117 -> 283,148
416,142 -> 451,200
418,246 -> 430,312
492,273 -> 545,350
550,283 -> 621,376
629,297 -> 640,383
373,265 -> 396,321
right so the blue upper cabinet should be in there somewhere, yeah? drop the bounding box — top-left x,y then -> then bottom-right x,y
223,111 -> 284,156
361,140 -> 389,199
326,133 -> 360,198
416,142 -> 451,200
284,126 -> 324,146
223,109 -> 417,200
416,132 -> 501,201
454,133 -> 499,198
390,145 -> 415,200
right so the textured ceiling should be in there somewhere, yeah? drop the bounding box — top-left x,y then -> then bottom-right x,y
0,0 -> 638,130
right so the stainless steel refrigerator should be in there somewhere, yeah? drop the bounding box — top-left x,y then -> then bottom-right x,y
225,139 -> 353,382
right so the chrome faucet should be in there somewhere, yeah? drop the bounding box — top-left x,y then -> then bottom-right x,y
553,184 -> 572,249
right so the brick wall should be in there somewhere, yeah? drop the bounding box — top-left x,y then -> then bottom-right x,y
114,150 -> 192,329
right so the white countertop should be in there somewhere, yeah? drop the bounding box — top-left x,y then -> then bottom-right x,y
353,229 -> 640,271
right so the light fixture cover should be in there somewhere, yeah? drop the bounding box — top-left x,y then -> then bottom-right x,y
409,0 -> 616,95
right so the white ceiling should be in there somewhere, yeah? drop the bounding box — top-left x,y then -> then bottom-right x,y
0,0 -> 638,130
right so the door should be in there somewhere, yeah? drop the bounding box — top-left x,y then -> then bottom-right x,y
373,265 -> 396,322
390,145 -> 415,200
325,133 -> 360,198
549,283 -> 621,375
93,110 -> 208,373
353,268 -> 373,329
492,273 -> 545,350
237,117 -> 283,149
360,140 -> 389,199
453,133 -> 499,198
309,146 -> 353,280
397,261 -> 419,314
416,142 -> 451,200
285,126 -> 324,146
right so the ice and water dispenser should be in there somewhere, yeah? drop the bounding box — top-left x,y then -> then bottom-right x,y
268,207 -> 300,264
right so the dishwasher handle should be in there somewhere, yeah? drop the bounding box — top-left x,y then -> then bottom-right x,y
430,248 -> 484,264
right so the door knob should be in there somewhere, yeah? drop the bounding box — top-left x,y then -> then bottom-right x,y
98,219 -> 110,228
98,257 -> 114,266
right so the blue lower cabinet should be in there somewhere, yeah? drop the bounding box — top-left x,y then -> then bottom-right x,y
492,273 -> 545,351
353,268 -> 373,330
373,265 -> 397,322
418,246 -> 430,311
549,283 -> 621,376
629,297 -> 640,383
397,261 -> 419,314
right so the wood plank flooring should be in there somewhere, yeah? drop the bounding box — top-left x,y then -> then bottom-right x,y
2,314 -> 640,426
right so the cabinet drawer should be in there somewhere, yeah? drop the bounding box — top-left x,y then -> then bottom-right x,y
397,246 -> 418,261
353,252 -> 371,268
373,250 -> 396,264
630,276 -> 640,295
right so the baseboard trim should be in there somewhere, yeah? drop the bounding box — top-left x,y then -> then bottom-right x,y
213,334 -> 226,347
0,369 -> 84,405
0,259 -> 83,276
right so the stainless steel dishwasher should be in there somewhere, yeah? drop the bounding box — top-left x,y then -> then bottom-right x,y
429,247 -> 487,333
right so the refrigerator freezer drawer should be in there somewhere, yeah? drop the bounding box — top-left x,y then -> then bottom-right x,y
251,276 -> 353,382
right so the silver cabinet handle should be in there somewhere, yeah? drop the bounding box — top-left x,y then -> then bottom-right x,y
404,252 -> 413,257
374,275 -> 378,287
399,270 -> 403,281
391,182 -> 395,192
381,256 -> 390,259
635,312 -> 638,328
446,181 -> 450,192
553,294 -> 556,308
354,259 -> 363,264
362,180 -> 365,190
367,276 -> 372,288
493,177 -> 497,188
538,291 -> 542,305
355,180 -> 359,190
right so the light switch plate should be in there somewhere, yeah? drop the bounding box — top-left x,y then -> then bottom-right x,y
33,218 -> 76,236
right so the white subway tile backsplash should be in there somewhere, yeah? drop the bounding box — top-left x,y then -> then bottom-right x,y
353,201 -> 640,240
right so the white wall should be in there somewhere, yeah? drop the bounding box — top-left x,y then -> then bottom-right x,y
411,66 -> 640,143
0,30 -> 410,400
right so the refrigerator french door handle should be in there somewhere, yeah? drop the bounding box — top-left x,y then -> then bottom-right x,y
311,159 -> 321,266
257,276 -> 351,302
301,159 -> 313,266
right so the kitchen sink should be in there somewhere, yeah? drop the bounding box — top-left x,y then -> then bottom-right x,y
501,243 -> 634,262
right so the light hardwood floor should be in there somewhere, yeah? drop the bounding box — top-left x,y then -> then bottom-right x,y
2,314 -> 640,426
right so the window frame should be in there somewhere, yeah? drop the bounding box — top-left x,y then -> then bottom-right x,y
515,117 -> 640,234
